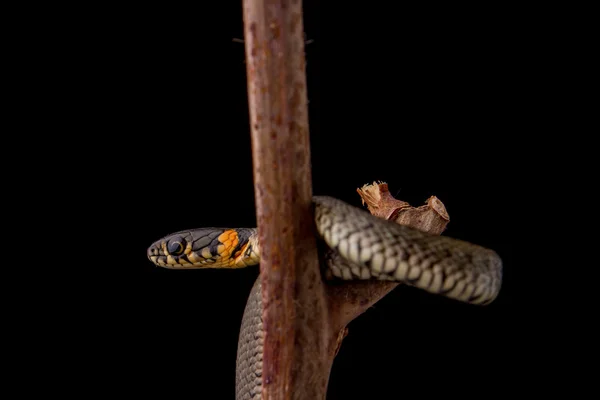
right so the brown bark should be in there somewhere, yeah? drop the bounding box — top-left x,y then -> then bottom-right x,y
357,182 -> 450,235
242,1 -> 329,399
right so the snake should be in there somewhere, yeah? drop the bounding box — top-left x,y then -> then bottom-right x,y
146,196 -> 503,399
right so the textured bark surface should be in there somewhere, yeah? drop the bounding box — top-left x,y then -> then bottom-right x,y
243,1 -> 329,399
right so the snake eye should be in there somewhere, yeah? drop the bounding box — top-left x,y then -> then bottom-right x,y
168,237 -> 186,255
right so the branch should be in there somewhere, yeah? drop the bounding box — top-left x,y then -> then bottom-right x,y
324,182 -> 451,369
242,1 -> 329,399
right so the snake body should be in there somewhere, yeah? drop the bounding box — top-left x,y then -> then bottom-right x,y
147,196 -> 502,399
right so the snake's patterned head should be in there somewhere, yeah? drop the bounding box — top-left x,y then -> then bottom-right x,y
147,228 -> 260,269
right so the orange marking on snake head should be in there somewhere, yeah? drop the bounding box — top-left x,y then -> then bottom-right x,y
218,230 -> 236,243
217,230 -> 239,259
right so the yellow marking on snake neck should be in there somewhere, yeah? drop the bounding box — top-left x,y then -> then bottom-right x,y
187,251 -> 200,263
201,247 -> 212,259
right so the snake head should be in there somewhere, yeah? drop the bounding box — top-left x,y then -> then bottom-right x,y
147,232 -> 190,268
147,228 -> 260,269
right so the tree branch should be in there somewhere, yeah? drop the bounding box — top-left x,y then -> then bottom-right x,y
243,1 -> 329,399
324,182 -> 451,375
243,1 -> 452,397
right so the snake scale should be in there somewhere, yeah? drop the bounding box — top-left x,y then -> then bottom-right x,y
147,196 -> 503,399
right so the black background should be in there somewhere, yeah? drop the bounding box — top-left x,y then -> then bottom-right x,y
44,1 -> 542,398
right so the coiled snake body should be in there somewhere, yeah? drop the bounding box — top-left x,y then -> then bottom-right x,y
147,196 -> 502,399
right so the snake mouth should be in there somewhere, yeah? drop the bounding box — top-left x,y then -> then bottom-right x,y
147,242 -> 164,257
148,254 -> 193,268
147,248 -> 220,269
